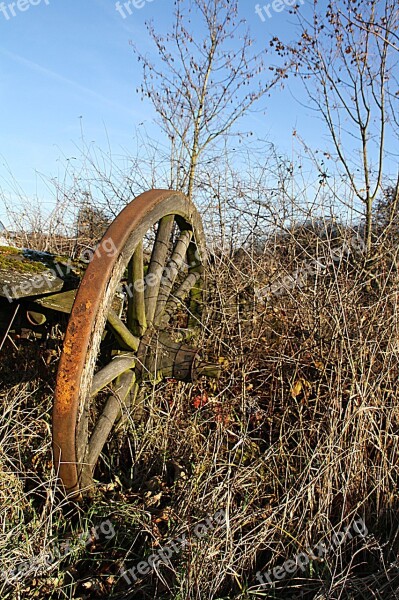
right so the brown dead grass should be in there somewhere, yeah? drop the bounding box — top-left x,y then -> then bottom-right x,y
1,229 -> 399,599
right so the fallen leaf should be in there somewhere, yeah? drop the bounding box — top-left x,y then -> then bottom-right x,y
291,379 -> 303,398
192,392 -> 208,409
291,378 -> 312,400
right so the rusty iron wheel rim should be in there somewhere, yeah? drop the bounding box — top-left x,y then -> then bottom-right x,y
52,190 -> 207,496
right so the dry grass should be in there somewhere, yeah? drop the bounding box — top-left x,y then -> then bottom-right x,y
1,222 -> 399,600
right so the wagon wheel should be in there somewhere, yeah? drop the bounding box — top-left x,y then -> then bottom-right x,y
53,190 -> 218,497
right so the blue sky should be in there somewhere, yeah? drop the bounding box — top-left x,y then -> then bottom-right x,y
0,0 -> 347,225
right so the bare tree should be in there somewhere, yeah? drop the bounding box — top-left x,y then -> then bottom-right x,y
272,0 -> 399,262
132,0 -> 286,201
75,196 -> 110,247
374,184 -> 399,242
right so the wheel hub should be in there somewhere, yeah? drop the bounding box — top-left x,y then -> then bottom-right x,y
136,331 -> 221,383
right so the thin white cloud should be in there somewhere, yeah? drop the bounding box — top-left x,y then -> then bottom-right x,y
0,47 -> 139,117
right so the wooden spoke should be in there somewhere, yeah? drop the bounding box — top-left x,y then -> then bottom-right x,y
116,381 -> 141,427
174,271 -> 202,303
87,370 -> 136,468
154,230 -> 193,324
158,271 -> 202,328
90,354 -> 136,396
187,242 -> 205,328
107,309 -> 140,351
144,215 -> 175,326
127,241 -> 147,337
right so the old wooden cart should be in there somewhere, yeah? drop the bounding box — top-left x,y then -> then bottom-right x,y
0,190 -> 219,497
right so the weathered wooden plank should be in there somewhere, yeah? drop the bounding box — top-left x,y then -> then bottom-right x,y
0,246 -> 81,300
34,289 -> 77,313
35,290 -> 124,318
